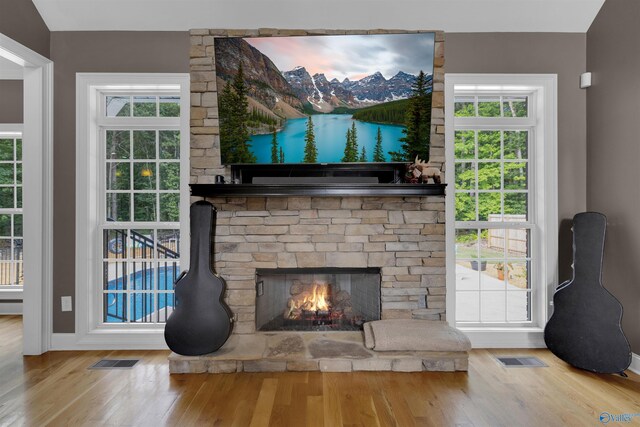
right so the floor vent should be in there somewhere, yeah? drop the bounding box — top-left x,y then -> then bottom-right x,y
496,356 -> 547,368
89,359 -> 139,369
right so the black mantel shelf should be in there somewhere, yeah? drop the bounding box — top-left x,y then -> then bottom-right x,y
190,183 -> 446,198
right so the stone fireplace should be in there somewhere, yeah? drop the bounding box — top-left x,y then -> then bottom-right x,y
169,28 -> 464,373
205,195 -> 446,335
256,267 -> 381,332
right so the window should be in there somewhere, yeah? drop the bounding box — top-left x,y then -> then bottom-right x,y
0,131 -> 22,289
445,75 -> 557,342
76,74 -> 189,346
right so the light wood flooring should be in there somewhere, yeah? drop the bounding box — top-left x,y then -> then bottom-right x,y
1,315 -> 639,426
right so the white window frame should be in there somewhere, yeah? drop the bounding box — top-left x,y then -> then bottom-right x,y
73,73 -> 189,349
0,124 -> 23,304
445,74 -> 558,348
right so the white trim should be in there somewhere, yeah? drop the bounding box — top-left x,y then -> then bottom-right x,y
0,289 -> 23,300
0,124 -> 23,134
461,328 -> 545,349
75,73 -> 189,350
0,34 -> 54,356
629,353 -> 640,375
445,74 -> 558,347
0,302 -> 22,314
50,331 -> 168,351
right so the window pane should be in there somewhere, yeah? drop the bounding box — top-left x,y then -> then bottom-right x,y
160,163 -> 180,190
104,261 -> 128,291
0,139 -> 13,161
13,239 -> 22,260
455,229 -> 478,259
133,163 -> 156,190
478,192 -> 501,221
106,162 -> 130,190
507,291 -> 530,322
477,131 -> 501,159
159,131 -> 180,159
130,293 -> 155,322
0,239 -> 9,261
131,261 -> 154,290
14,214 -> 22,237
504,193 -> 527,218
104,229 -> 127,259
454,131 -> 475,159
454,162 -> 475,190
104,293 -> 127,322
480,262 -> 504,290
0,164 -> 13,185
133,193 -> 156,222
477,97 -> 501,117
480,229 -> 504,259
0,188 -> 14,209
160,193 -> 180,222
16,139 -> 21,161
106,96 -> 131,117
507,261 -> 530,290
159,97 -> 180,117
16,164 -> 21,185
457,264 -> 479,291
455,192 -> 476,221
158,229 -> 180,259
456,291 -> 479,322
0,214 -> 10,236
133,131 -> 156,159
106,130 -> 131,160
477,162 -> 501,190
16,187 -> 21,209
503,96 -> 528,118
480,291 -> 506,322
504,162 -> 527,190
133,96 -> 157,117
130,229 -> 154,259
504,131 -> 528,159
106,193 -> 131,222
454,97 -> 475,117
507,229 -> 529,258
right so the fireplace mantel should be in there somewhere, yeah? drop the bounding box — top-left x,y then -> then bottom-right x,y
190,183 -> 446,198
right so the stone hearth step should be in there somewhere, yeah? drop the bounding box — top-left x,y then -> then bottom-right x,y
168,331 -> 469,374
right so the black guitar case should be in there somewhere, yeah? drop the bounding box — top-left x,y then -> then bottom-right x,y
164,201 -> 233,356
544,212 -> 631,374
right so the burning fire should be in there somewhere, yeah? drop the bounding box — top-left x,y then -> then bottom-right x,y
287,282 -> 330,319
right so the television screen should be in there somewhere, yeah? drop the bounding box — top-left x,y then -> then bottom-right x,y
214,33 -> 435,165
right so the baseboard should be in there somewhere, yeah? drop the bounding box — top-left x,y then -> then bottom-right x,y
629,353 -> 640,375
459,328 -> 546,348
0,302 -> 22,315
50,331 -> 169,351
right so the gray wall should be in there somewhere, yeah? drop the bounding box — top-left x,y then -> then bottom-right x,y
587,0 -> 640,353
0,81 -> 23,123
0,0 -> 47,127
50,32 -> 190,332
446,33 -> 588,282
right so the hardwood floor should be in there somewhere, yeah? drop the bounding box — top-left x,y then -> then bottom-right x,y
1,315 -> 639,426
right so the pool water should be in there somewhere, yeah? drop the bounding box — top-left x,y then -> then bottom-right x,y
105,265 -> 179,323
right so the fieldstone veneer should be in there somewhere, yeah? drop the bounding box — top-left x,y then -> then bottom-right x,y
205,195 -> 446,334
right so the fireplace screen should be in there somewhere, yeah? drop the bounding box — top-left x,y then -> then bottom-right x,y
255,268 -> 381,331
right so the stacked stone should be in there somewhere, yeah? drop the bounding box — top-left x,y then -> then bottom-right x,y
189,28 -> 446,183
204,196 -> 446,335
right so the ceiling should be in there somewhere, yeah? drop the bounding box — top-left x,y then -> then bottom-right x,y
32,0 -> 605,33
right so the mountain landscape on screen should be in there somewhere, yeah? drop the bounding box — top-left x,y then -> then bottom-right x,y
214,33 -> 435,164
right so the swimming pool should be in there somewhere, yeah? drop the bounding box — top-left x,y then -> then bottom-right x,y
105,265 -> 179,323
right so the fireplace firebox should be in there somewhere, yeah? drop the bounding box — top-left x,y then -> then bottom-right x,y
255,268 -> 381,332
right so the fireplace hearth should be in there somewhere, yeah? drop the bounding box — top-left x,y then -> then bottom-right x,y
256,268 -> 381,332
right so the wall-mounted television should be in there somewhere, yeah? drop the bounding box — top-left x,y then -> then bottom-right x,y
214,33 -> 435,165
